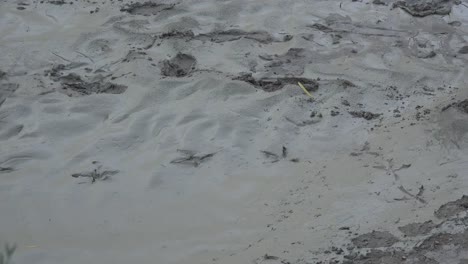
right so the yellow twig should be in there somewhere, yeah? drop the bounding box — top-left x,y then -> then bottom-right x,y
298,82 -> 313,98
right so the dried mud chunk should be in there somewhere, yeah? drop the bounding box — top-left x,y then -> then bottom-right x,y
120,1 -> 175,16
394,0 -> 459,17
349,111 -> 381,120
160,53 -> 196,77
434,195 -> 468,219
351,231 -> 399,248
398,221 -> 436,237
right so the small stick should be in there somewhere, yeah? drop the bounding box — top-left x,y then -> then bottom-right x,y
50,51 -> 71,62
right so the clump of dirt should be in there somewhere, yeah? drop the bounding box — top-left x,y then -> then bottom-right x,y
349,111 -> 381,120
196,29 -> 291,44
398,221 -> 437,237
416,230 -> 468,251
434,195 -> 468,219
234,73 -> 319,92
120,1 -> 175,16
59,73 -> 127,96
160,53 -> 196,77
351,231 -> 399,248
394,0 -> 459,17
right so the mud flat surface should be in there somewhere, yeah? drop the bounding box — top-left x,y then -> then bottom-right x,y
1,0 -> 468,263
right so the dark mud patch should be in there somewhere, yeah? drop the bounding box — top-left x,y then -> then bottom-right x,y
234,73 -> 319,92
196,29 -> 292,44
441,99 -> 468,114
351,231 -> 399,248
315,196 -> 468,263
416,230 -> 468,251
394,0 -> 459,17
458,46 -> 468,54
160,53 -> 196,77
349,111 -> 381,120
0,70 -> 6,80
120,1 -> 175,16
398,221 -> 437,237
435,195 -> 468,219
59,73 -> 127,96
343,249 -> 437,264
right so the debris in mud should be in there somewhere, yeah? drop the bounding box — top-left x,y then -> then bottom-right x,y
71,166 -> 119,183
385,86 -> 404,100
285,116 -> 321,127
170,149 -> 216,167
160,53 -> 196,77
337,79 -> 356,88
261,147 -> 296,163
448,21 -> 462,27
0,83 -> 19,107
263,254 -> 279,260
234,73 -> 319,93
331,110 -> 340,116
398,221 -> 436,237
394,0 -> 459,17
331,34 -> 342,44
59,73 -> 128,96
0,167 -> 14,173
48,0 -> 68,5
351,231 -> 399,248
434,195 -> 468,219
264,48 -> 313,75
0,70 -> 6,79
373,0 -> 387,5
196,29 -> 291,44
349,111 -> 381,120
309,23 -> 334,33
120,1 -> 175,16
459,46 -> 468,54
409,35 -> 437,58
159,30 -> 195,40
261,151 -> 280,163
